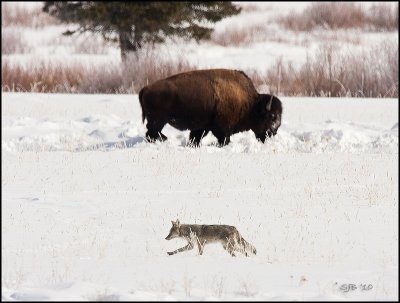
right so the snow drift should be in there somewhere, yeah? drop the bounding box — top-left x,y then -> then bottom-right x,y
2,93 -> 398,154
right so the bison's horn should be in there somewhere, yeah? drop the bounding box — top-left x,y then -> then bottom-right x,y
266,95 -> 273,111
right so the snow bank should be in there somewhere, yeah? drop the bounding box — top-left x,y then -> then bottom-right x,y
2,93 -> 398,154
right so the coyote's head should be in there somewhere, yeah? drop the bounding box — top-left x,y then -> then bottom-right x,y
165,219 -> 180,240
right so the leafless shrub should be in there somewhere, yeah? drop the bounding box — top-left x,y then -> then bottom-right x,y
2,60 -> 80,93
122,48 -> 196,93
237,3 -> 272,13
1,27 -> 31,54
306,41 -> 397,97
281,2 -> 398,31
1,49 -> 195,93
210,24 -> 268,46
2,37 -> 397,97
78,63 -> 124,93
250,40 -> 398,97
1,2 -> 59,27
368,3 -> 399,31
249,58 -> 302,95
1,59 -> 123,93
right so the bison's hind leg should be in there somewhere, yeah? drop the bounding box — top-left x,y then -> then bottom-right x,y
146,119 -> 167,142
189,129 -> 209,147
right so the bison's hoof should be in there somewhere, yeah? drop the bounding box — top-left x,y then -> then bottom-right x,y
266,130 -> 274,138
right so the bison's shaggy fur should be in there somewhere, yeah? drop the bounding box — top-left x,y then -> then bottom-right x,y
139,69 -> 282,146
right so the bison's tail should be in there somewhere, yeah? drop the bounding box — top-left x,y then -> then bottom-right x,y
138,87 -> 146,123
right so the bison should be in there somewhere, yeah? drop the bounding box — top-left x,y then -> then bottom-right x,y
138,69 -> 282,146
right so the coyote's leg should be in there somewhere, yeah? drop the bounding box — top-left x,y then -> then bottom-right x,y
222,239 -> 236,257
167,242 -> 194,256
235,237 -> 256,256
196,238 -> 206,255
236,245 -> 249,257
235,239 -> 249,257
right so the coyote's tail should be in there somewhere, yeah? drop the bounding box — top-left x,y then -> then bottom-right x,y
138,87 -> 146,123
240,236 -> 257,255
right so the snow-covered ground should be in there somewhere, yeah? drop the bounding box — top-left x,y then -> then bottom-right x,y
2,93 -> 398,300
2,93 -> 398,154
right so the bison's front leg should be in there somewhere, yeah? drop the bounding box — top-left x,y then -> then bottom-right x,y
211,128 -> 230,146
189,129 -> 209,147
256,133 -> 266,143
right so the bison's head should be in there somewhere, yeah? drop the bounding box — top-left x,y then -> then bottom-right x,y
254,94 -> 283,139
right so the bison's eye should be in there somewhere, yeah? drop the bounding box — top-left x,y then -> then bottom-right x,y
270,113 -> 275,119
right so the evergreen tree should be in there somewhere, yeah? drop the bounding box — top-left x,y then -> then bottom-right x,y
43,2 -> 240,61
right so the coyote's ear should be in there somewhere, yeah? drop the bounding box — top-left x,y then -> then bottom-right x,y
171,220 -> 175,226
176,219 -> 180,226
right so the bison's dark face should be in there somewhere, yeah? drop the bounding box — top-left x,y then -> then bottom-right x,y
255,94 -> 283,139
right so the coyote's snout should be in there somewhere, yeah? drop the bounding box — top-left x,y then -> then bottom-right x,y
165,219 -> 257,257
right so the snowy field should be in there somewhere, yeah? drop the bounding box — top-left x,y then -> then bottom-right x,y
2,93 -> 398,300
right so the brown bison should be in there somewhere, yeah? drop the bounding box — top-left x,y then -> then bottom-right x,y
138,69 -> 282,146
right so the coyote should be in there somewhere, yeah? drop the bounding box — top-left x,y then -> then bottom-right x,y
165,219 -> 257,257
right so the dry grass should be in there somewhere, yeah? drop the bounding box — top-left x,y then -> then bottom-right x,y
281,2 -> 398,31
121,48 -> 196,92
367,3 -> 399,31
249,40 -> 398,97
1,0 -> 397,97
211,24 -> 269,46
282,2 -> 366,31
238,3 -> 272,13
211,3 -> 397,47
1,2 -> 59,28
2,49 -> 195,93
3,41 -> 397,97
1,59 -> 123,93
